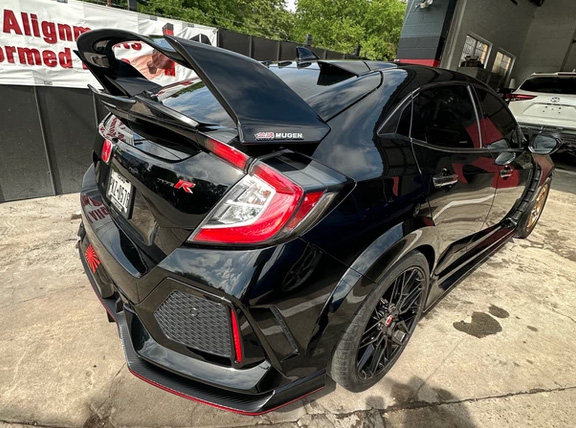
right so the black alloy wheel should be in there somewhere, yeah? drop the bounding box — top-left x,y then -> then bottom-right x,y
329,251 -> 430,392
356,266 -> 425,380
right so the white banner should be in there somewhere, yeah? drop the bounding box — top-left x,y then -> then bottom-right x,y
0,0 -> 218,88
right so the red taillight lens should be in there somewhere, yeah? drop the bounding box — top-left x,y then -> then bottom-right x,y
505,93 -> 536,102
230,309 -> 242,363
192,163 -> 305,244
190,161 -> 328,245
205,138 -> 248,169
285,191 -> 325,231
101,139 -> 113,163
191,137 -> 335,245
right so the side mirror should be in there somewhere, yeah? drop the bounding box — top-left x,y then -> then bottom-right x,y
494,151 -> 516,166
529,134 -> 561,155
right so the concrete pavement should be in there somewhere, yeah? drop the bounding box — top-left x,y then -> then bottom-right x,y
0,167 -> 575,428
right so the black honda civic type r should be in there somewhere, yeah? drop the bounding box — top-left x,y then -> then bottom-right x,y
76,29 -> 558,414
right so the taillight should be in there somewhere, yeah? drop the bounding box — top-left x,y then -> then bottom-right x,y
505,93 -> 536,102
189,161 -> 331,245
205,138 -> 248,169
101,139 -> 113,163
189,136 -> 349,245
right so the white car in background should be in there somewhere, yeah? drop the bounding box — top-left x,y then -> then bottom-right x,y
507,72 -> 576,155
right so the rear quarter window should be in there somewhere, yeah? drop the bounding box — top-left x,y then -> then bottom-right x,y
520,76 -> 576,95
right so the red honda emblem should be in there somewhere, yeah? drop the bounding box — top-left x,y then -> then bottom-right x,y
85,244 -> 101,274
384,314 -> 394,328
174,179 -> 196,194
101,139 -> 113,163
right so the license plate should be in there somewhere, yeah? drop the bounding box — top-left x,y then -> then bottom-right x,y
107,169 -> 133,216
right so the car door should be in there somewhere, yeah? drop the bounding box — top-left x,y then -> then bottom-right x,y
473,87 -> 534,228
410,84 -> 498,274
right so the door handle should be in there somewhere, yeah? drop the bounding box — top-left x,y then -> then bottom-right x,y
433,173 -> 459,188
500,166 -> 514,179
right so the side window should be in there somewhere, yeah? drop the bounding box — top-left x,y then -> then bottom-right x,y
412,85 -> 481,149
396,102 -> 412,137
475,88 -> 519,148
378,101 -> 412,137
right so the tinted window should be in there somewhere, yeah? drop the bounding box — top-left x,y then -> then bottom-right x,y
396,103 -> 412,137
475,88 -> 519,148
380,102 -> 412,136
520,76 -> 576,95
159,80 -> 236,128
412,85 -> 480,149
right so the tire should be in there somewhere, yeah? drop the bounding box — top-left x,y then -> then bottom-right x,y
516,178 -> 551,239
328,251 -> 430,392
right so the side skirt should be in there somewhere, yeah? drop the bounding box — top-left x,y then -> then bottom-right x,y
423,224 -> 515,315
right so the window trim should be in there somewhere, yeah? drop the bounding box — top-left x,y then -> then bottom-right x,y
377,80 -> 523,152
408,82 -> 488,153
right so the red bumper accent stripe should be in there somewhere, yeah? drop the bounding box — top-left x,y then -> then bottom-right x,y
128,367 -> 323,416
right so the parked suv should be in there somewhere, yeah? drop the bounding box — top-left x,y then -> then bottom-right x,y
508,72 -> 576,155
76,29 -> 559,414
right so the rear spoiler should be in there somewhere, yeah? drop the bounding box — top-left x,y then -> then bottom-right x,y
76,29 -> 330,144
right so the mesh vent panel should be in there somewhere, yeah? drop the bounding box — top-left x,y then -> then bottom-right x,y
155,290 -> 231,358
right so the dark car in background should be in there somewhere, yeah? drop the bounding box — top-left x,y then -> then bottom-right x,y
76,29 -> 559,414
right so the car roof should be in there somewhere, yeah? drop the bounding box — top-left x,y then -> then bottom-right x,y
265,60 -> 488,125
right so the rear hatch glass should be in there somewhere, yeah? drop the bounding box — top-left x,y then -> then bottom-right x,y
158,62 -> 381,124
157,79 -> 236,129
520,76 -> 576,94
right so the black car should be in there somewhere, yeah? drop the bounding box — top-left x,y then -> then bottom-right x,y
76,29 -> 558,415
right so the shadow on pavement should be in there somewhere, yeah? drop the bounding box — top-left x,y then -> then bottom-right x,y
379,378 -> 479,428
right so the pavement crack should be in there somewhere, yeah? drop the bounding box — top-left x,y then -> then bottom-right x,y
0,286 -> 85,310
383,384 -> 576,414
0,419 -> 74,428
87,362 -> 125,428
406,335 -> 465,403
547,307 -> 576,325
2,349 -> 28,397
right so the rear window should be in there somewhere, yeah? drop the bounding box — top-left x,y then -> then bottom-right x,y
520,76 -> 576,95
157,61 -> 380,127
158,80 -> 236,129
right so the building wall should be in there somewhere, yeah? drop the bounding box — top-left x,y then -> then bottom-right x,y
440,0 -> 536,86
396,0 -> 458,66
514,0 -> 576,84
440,0 -> 576,88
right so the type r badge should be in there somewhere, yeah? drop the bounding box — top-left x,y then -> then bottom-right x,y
158,178 -> 196,194
174,179 -> 196,194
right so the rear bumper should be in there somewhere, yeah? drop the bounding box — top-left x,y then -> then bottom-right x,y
78,235 -> 324,414
519,123 -> 576,151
